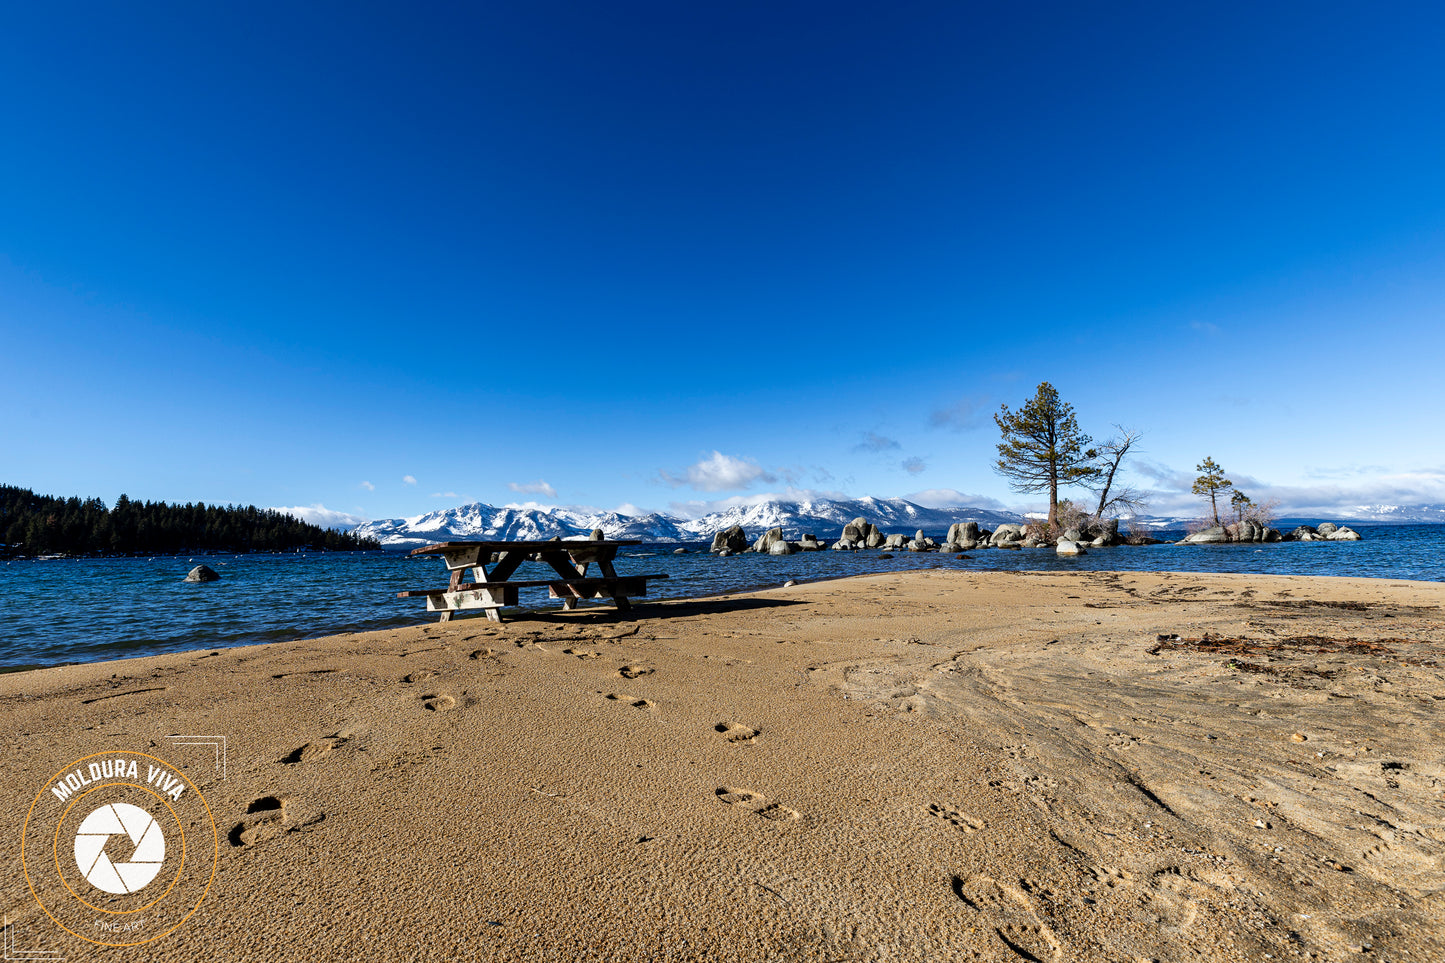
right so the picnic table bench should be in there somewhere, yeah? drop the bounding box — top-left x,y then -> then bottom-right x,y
398,539 -> 667,623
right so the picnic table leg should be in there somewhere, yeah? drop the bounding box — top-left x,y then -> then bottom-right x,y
541,553 -> 586,610
438,566 -> 468,622
595,557 -> 634,614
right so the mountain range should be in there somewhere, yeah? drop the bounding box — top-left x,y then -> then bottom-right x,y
349,497 -> 1022,549
348,498 -> 1445,549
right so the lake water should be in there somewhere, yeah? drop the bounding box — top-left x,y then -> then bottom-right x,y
2,525 -> 1441,671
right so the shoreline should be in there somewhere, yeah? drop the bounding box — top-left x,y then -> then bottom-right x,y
3,569 -> 1442,961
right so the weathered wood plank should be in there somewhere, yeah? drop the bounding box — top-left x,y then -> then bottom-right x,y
422,586 -> 519,611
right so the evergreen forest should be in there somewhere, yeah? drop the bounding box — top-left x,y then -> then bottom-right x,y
0,485 -> 378,557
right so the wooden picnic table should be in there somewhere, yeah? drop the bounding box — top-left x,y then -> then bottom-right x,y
397,539 -> 667,623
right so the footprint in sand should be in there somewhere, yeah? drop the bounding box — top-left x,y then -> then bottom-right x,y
419,693 -> 457,712
563,648 -> 601,659
715,722 -> 761,745
401,670 -> 437,684
605,693 -> 657,712
469,648 -> 497,659
1087,864 -> 1136,889
617,665 -> 654,680
280,733 -> 349,765
228,796 -> 325,848
715,787 -> 801,822
1136,867 -> 1214,931
951,873 -> 1062,961
927,803 -> 986,834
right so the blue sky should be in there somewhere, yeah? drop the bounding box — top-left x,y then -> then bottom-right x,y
3,2 -> 1444,526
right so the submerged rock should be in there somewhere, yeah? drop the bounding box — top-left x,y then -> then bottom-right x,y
184,565 -> 220,583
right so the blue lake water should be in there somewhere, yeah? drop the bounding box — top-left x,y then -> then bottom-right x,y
2,525 -> 1441,671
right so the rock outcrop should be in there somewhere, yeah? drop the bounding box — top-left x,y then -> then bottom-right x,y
751,527 -> 787,554
710,525 -> 750,554
184,565 -> 220,583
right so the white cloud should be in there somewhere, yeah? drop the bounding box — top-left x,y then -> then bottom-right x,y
1125,464 -> 1445,518
430,491 -> 459,499
359,480 -> 376,491
272,504 -> 367,530
664,485 -> 854,519
660,451 -> 776,492
403,475 -> 417,485
508,480 -> 558,499
502,500 -> 557,512
903,488 -> 1010,512
901,456 -> 926,475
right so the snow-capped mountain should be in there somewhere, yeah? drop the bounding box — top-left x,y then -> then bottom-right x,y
1334,504 -> 1445,523
351,498 -> 1021,549
676,496 -> 1019,541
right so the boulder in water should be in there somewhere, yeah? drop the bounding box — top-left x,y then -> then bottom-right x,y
184,565 -> 220,583
710,525 -> 749,554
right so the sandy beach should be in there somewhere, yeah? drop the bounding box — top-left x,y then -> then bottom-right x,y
3,569 -> 1442,961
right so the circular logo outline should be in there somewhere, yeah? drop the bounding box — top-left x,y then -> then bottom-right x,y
53,783 -> 187,915
21,751 -> 219,948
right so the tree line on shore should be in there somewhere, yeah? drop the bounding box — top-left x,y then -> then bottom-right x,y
0,485 -> 378,557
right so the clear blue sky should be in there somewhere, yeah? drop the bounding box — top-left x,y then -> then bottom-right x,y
3,1 -> 1443,525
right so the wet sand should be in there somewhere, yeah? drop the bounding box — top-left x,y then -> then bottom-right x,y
2,570 -> 1442,961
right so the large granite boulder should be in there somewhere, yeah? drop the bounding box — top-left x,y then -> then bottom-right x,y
1084,517 -> 1121,546
1317,522 -> 1339,536
1327,526 -> 1362,541
1182,527 -> 1228,544
947,521 -> 980,546
798,534 -> 823,551
589,528 -> 606,540
710,525 -> 750,554
840,517 -> 868,544
1062,527 -> 1082,543
1289,525 -> 1319,541
184,565 -> 220,583
990,524 -> 1024,545
751,527 -> 786,553
768,539 -> 797,555
831,538 -> 856,551
907,529 -> 936,551
1056,540 -> 1087,556
864,524 -> 885,549
883,533 -> 907,550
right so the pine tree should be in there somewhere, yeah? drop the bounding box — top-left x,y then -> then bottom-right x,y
994,382 -> 1100,529
1192,457 -> 1234,527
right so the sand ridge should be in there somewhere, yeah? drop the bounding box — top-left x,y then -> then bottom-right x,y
1,570 -> 1441,961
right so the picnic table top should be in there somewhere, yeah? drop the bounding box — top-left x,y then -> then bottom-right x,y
409,539 -> 642,556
